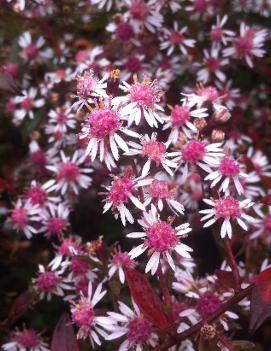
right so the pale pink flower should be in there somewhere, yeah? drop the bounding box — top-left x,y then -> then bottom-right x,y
13,88 -> 45,121
108,249 -> 136,284
210,15 -> 235,48
2,328 -> 49,351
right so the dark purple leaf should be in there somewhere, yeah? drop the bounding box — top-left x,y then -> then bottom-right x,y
0,71 -> 21,94
51,313 -> 80,351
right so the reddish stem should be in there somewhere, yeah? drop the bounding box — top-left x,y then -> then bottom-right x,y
224,238 -> 241,291
158,265 -> 172,309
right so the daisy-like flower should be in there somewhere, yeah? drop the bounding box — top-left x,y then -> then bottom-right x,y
251,205 -> 271,240
104,300 -> 159,350
209,15 -> 235,48
115,76 -> 164,128
10,199 -> 41,239
40,203 -> 70,238
126,133 -> 179,176
108,247 -> 136,284
223,23 -> 268,68
247,147 -> 271,177
70,281 -> 108,346
46,103 -> 76,134
2,328 -> 49,351
128,205 -> 192,275
92,0 -> 122,11
204,157 -> 247,195
200,196 -> 256,238
196,48 -> 229,83
71,70 -> 107,112
125,0 -> 163,34
80,99 -> 141,170
49,237 -> 82,270
18,31 -> 52,63
33,264 -> 72,300
160,22 -> 195,56
25,180 -> 58,208
13,88 -> 45,121
144,177 -> 185,214
179,173 -> 204,211
47,150 -> 92,195
182,85 -> 223,109
177,139 -> 224,177
103,174 -> 151,226
163,103 -> 208,143
157,0 -> 182,13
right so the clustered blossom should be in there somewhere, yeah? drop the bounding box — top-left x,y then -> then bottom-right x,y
1,1 -> 271,351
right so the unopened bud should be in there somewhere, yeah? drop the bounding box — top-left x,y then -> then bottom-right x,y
200,324 -> 216,340
211,129 -> 225,142
177,132 -> 188,147
213,106 -> 231,123
193,118 -> 207,131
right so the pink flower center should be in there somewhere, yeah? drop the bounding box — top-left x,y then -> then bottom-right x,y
200,86 -> 219,103
109,177 -> 134,206
58,239 -> 80,255
23,44 -> 38,59
146,221 -> 178,252
149,180 -> 171,199
57,162 -> 80,182
143,140 -> 166,163
196,292 -> 222,318
31,151 -> 46,168
116,23 -> 134,41
47,217 -> 66,235
112,252 -> 136,268
16,330 -> 40,348
130,82 -> 159,108
182,140 -> 205,163
210,26 -> 223,42
21,97 -> 33,110
27,186 -> 47,206
125,57 -> 142,73
215,196 -> 241,219
56,109 -> 68,124
72,302 -> 95,328
11,208 -> 28,229
77,73 -> 97,97
71,257 -> 89,276
88,108 -> 121,139
128,317 -> 152,344
219,158 -> 240,177
263,214 -> 271,231
234,35 -> 254,57
130,0 -> 149,20
171,105 -> 190,128
206,57 -> 220,72
36,271 -> 60,292
170,31 -> 184,45
193,0 -> 208,10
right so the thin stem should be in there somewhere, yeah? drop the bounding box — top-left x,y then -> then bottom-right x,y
158,265 -> 172,309
224,238 -> 241,291
153,285 -> 253,351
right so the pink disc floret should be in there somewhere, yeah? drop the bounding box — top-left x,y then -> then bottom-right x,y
182,140 -> 205,163
146,221 -> 178,252
215,196 -> 241,219
88,108 -> 121,139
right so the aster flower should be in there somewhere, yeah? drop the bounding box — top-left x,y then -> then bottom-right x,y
115,76 -> 164,128
13,88 -> 45,121
92,0 -> 122,11
160,22 -> 195,56
2,328 -> 49,351
70,281 -> 108,346
251,205 -> 271,240
144,177 -> 185,214
247,147 -> 271,177
177,139 -> 224,177
46,103 -> 76,134
108,247 -> 136,284
46,150 -> 92,195
25,180 -> 58,208
125,0 -> 163,34
103,174 -> 151,226
163,103 -> 208,143
33,264 -> 72,300
204,156 -> 247,195
40,202 -> 70,238
80,98 -> 141,170
223,23 -> 268,68
18,31 -> 52,63
200,196 -> 256,238
196,48 -> 229,83
126,133 -> 179,176
104,300 -> 159,350
10,199 -> 41,239
210,15 -> 235,48
71,70 -> 107,112
128,205 -> 192,275
157,0 -> 182,13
